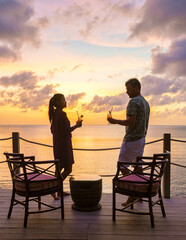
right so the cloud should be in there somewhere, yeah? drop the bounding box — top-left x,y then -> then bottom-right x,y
0,71 -> 56,110
53,0 -> 139,47
141,75 -> 186,106
0,0 -> 49,62
82,93 -> 128,112
108,73 -> 122,79
151,38 -> 186,77
0,72 -> 87,110
0,71 -> 39,89
181,106 -> 186,115
124,0 -> 186,111
46,68 -> 60,79
0,45 -> 19,61
66,92 -> 86,108
152,106 -> 186,118
141,75 -> 173,96
129,0 -> 186,42
71,64 -> 82,71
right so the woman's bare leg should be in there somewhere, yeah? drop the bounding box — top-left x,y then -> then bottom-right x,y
56,166 -> 72,197
61,166 -> 72,180
51,165 -> 72,200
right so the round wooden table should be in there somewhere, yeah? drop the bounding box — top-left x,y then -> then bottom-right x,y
69,174 -> 102,211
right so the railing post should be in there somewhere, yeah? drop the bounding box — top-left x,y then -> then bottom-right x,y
12,132 -> 20,174
163,133 -> 171,198
12,132 -> 20,154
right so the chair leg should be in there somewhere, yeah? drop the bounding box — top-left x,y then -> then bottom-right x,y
38,196 -> 41,210
148,196 -> 154,228
131,198 -> 134,209
112,187 -> 116,221
24,197 -> 29,228
61,183 -> 64,219
159,189 -> 166,217
8,189 -> 15,219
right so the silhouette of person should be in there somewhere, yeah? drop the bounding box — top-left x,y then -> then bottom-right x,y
107,78 -> 150,205
48,93 -> 82,200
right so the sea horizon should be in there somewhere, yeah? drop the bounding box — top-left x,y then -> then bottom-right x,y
0,124 -> 186,126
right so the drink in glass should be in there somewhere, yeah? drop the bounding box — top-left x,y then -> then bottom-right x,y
107,107 -> 113,122
76,111 -> 83,122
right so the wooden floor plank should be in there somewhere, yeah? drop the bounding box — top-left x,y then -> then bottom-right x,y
0,188 -> 186,240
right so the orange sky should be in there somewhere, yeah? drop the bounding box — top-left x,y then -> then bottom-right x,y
0,0 -> 186,125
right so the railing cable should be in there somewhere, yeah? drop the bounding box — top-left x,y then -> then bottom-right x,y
171,138 -> 186,143
19,137 -> 52,148
0,161 -> 6,164
0,137 -> 12,141
171,162 -> 186,168
145,139 -> 163,145
19,137 -> 163,151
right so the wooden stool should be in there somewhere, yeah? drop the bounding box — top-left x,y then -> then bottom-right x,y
69,174 -> 102,211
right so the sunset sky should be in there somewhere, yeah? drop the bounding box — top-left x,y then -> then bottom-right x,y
0,0 -> 186,125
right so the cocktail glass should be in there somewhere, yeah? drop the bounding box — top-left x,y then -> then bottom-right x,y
76,111 -> 83,122
107,107 -> 113,124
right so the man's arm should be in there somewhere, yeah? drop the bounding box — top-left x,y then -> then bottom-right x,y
107,115 -> 136,127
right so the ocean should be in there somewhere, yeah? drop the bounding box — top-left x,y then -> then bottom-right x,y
0,124 -> 186,198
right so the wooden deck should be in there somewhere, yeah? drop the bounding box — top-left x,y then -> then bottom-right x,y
0,187 -> 186,240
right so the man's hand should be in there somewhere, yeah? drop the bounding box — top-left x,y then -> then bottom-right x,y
107,118 -> 117,124
107,115 -> 136,126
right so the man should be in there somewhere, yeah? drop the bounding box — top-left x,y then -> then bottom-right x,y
107,78 -> 150,205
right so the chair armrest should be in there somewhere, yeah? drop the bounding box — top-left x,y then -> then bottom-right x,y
25,160 -> 59,164
136,156 -> 153,161
7,159 -> 59,164
118,161 -> 153,166
24,156 -> 35,161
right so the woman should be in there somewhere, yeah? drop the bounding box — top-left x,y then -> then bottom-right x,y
48,93 -> 82,200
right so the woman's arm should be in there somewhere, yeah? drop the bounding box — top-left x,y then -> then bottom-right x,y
59,111 -> 82,134
70,121 -> 82,132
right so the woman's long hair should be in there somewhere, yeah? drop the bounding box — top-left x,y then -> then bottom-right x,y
48,93 -> 64,123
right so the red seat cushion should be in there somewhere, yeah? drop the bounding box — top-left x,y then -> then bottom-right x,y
116,174 -> 159,193
15,173 -> 60,192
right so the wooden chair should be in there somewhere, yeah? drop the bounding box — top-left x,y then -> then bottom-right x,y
113,152 -> 170,228
4,152 -> 64,228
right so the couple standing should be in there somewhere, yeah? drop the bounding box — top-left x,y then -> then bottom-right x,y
48,78 -> 150,202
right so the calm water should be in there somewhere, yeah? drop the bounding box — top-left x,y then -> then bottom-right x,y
0,125 -> 186,198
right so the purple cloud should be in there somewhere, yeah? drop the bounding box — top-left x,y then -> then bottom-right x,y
152,39 -> 186,77
0,45 -> 18,61
66,92 -> 86,108
129,0 -> 186,41
0,71 -> 56,110
0,71 -> 39,89
0,71 -> 88,110
0,0 -> 49,62
82,93 -> 128,113
141,75 -> 174,96
54,0 -> 137,44
141,74 -> 186,106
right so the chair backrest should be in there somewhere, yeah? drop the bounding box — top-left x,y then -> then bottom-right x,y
115,152 -> 170,185
4,152 -> 61,195
4,152 -> 27,182
150,153 -> 170,182
134,153 -> 170,189
114,153 -> 170,196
